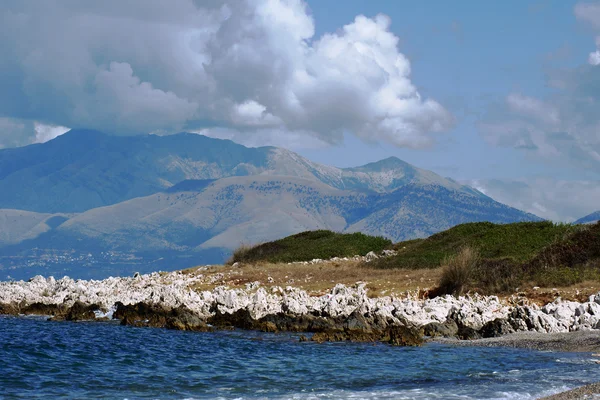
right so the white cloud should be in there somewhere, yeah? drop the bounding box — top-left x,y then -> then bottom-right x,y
575,2 -> 600,29
575,2 -> 600,65
479,3 -> 600,173
194,127 -> 329,150
478,3 -> 600,172
467,178 -> 600,222
0,0 -> 452,149
33,122 -> 69,143
0,117 -> 68,147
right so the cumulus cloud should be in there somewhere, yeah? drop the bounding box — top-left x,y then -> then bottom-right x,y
0,0 -> 452,149
575,2 -> 600,64
466,178 -> 600,222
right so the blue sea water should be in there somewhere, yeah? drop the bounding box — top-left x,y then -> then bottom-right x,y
1,316 -> 599,399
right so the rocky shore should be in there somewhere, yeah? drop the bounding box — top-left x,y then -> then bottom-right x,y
2,271 -> 600,347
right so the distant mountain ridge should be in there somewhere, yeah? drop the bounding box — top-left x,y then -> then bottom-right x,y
576,211 -> 600,224
0,129 -> 541,280
0,129 -> 481,213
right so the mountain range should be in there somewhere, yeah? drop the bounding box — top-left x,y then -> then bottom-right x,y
0,129 -> 541,280
576,211 -> 600,224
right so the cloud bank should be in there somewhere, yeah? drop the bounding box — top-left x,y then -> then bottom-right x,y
479,2 -> 600,174
0,0 -> 452,147
467,178 -> 600,222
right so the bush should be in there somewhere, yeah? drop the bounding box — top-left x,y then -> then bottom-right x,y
472,258 -> 523,294
226,244 -> 254,265
435,246 -> 479,296
227,230 -> 392,264
372,221 -> 576,270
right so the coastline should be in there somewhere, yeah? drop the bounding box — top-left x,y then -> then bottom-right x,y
433,330 -> 600,353
3,269 -> 600,399
539,383 -> 600,400
2,270 -> 600,341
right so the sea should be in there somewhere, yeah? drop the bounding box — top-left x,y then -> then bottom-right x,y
1,315 -> 599,400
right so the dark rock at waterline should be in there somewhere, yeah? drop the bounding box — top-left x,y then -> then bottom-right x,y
387,325 -> 423,346
114,301 -> 169,327
423,320 -> 459,338
0,302 -> 20,315
480,318 -> 516,338
457,325 -> 482,340
114,302 -> 212,331
208,308 -> 256,330
210,310 -> 337,333
344,310 -> 373,332
1,301 -> 100,321
166,307 -> 213,332
21,302 -> 67,317
64,301 -> 101,321
206,308 -> 422,345
447,309 -> 482,340
311,325 -> 423,346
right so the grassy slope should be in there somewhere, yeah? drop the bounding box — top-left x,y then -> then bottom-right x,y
228,230 -> 392,264
373,221 -> 578,270
227,222 -> 600,294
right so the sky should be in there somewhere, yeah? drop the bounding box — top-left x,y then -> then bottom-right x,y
0,0 -> 599,221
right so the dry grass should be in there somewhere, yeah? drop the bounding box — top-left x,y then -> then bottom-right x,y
435,246 -> 479,296
186,259 -> 442,297
179,257 -> 600,304
225,243 -> 255,265
514,280 -> 600,305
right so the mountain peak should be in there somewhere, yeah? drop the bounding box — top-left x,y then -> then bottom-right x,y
347,156 -> 413,173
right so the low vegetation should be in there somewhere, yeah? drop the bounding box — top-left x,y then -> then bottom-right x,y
218,221 -> 600,299
435,246 -> 479,296
426,222 -> 600,296
373,221 -> 578,270
227,230 -> 392,265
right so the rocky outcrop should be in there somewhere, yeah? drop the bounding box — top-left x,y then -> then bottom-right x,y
2,272 -> 600,344
114,302 -> 213,331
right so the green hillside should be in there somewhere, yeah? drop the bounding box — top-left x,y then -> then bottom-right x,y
227,230 -> 392,264
372,221 -> 578,270
229,221 -> 600,295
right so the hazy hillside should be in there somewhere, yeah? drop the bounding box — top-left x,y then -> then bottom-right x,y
0,130 -> 481,213
0,130 -> 541,280
576,211 -> 600,224
0,130 -> 273,213
0,173 -> 539,280
0,210 -> 71,245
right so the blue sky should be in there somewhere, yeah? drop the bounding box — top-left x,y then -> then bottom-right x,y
0,0 -> 599,221
302,1 -> 594,177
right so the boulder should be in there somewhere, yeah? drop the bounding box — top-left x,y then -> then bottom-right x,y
422,320 -> 459,338
479,318 -> 515,338
65,301 -> 101,321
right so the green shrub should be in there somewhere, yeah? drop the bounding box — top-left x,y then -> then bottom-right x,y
373,221 -> 578,270
227,230 -> 392,264
472,258 -> 523,294
226,243 -> 254,265
429,222 -> 600,296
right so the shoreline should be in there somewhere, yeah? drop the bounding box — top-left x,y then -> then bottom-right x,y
4,273 -> 600,400
432,330 -> 600,353
2,270 -> 600,341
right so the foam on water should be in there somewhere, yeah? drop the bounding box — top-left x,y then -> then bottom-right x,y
1,315 -> 599,399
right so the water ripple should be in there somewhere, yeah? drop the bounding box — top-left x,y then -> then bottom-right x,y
1,315 -> 599,399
